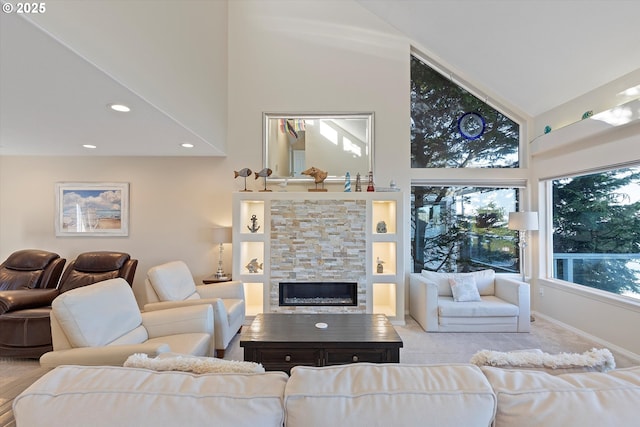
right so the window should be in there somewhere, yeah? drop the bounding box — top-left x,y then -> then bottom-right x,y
410,53 -> 524,274
552,167 -> 640,300
412,186 -> 519,273
410,56 -> 519,168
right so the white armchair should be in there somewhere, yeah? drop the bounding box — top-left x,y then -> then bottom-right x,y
137,261 -> 245,358
409,269 -> 530,333
40,278 -> 214,368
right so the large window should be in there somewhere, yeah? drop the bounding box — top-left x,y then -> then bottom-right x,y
410,54 -> 523,274
552,167 -> 640,300
411,56 -> 519,168
412,186 -> 520,273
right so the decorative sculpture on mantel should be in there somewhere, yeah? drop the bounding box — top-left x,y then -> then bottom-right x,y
254,168 -> 272,192
234,168 -> 252,192
302,166 -> 328,192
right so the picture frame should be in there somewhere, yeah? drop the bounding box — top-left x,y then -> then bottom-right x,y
55,182 -> 129,237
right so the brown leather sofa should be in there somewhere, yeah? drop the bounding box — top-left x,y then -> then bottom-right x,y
0,251 -> 137,358
0,249 -> 65,291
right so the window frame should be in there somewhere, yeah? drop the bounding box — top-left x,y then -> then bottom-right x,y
539,165 -> 640,304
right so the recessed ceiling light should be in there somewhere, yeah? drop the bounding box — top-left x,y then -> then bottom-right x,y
83,144 -> 97,149
108,103 -> 131,112
180,143 -> 195,148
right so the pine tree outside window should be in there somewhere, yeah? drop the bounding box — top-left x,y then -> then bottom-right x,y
552,167 -> 640,300
410,54 -> 523,273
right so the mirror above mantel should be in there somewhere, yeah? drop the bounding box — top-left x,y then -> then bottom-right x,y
263,112 -> 374,182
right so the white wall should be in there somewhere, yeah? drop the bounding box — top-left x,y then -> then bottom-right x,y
0,0 -> 412,305
0,156 -> 242,297
226,0 -> 412,305
531,75 -> 640,357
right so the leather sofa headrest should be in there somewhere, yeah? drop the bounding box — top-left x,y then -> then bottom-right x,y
4,250 -> 59,271
74,252 -> 130,273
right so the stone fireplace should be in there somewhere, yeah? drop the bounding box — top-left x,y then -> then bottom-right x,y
269,199 -> 366,313
233,191 -> 404,323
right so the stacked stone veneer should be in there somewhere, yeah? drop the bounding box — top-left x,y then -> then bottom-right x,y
270,199 -> 367,313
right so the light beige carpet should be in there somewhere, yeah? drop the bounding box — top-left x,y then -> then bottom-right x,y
1,315 -> 638,426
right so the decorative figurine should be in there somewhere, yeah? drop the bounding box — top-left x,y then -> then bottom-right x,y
355,172 -> 362,192
302,166 -> 328,192
376,257 -> 384,274
255,168 -> 273,192
344,172 -> 351,192
376,221 -> 387,233
544,125 -> 552,134
247,214 -> 260,233
234,168 -> 252,192
245,258 -> 263,273
366,171 -> 375,192
581,110 -> 594,120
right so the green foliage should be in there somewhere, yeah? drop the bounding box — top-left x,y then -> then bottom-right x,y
553,168 -> 640,295
410,56 -> 519,168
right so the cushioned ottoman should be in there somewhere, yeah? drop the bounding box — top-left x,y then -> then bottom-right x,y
13,365 -> 288,427
284,363 -> 497,427
482,365 -> 640,427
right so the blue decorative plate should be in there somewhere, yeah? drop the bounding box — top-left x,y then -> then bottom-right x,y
458,112 -> 486,140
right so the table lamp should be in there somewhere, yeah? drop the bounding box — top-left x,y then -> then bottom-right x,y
508,211 -> 538,282
212,227 -> 232,279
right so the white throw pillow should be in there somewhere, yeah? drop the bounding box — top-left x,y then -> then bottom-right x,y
124,352 -> 265,374
449,276 -> 481,302
470,348 -> 616,373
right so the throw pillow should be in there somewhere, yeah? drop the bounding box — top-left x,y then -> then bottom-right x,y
124,352 -> 265,374
470,348 -> 616,373
449,276 -> 481,302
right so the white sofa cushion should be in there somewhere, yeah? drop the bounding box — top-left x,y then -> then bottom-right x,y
421,269 -> 495,296
481,366 -> 640,427
147,260 -> 200,301
51,278 -> 144,347
449,276 -> 481,302
438,296 -> 519,317
13,365 -> 288,427
284,363 -> 496,427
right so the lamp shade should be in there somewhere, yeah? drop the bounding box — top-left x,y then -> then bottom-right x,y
508,212 -> 539,231
212,227 -> 232,244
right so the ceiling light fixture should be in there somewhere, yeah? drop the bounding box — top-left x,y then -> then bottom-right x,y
82,144 -> 97,149
108,103 -> 131,112
180,143 -> 195,148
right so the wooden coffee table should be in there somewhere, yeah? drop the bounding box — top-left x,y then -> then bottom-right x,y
240,313 -> 403,373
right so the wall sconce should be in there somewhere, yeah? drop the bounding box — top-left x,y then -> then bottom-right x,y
508,211 -> 539,282
212,227 -> 232,279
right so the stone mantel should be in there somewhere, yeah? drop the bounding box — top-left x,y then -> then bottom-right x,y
232,191 -> 405,323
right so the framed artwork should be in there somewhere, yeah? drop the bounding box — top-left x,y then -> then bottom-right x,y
55,182 -> 129,237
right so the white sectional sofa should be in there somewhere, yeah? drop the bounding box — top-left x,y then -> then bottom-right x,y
14,363 -> 640,426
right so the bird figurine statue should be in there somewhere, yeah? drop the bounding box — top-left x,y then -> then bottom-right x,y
234,168 -> 252,192
254,168 -> 273,192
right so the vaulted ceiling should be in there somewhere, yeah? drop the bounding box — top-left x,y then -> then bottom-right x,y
1,0 -> 639,156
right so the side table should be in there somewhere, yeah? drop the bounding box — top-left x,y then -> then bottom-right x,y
202,275 -> 232,284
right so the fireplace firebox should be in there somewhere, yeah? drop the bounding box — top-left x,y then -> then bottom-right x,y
279,282 -> 358,306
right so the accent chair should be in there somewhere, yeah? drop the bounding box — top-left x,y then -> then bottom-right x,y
136,260 -> 245,358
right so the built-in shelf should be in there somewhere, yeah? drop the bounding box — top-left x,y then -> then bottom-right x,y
232,191 -> 404,323
531,98 -> 640,156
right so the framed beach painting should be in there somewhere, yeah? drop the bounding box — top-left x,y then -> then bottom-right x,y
55,182 -> 129,237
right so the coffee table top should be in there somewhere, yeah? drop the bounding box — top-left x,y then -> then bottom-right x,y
240,313 -> 403,347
